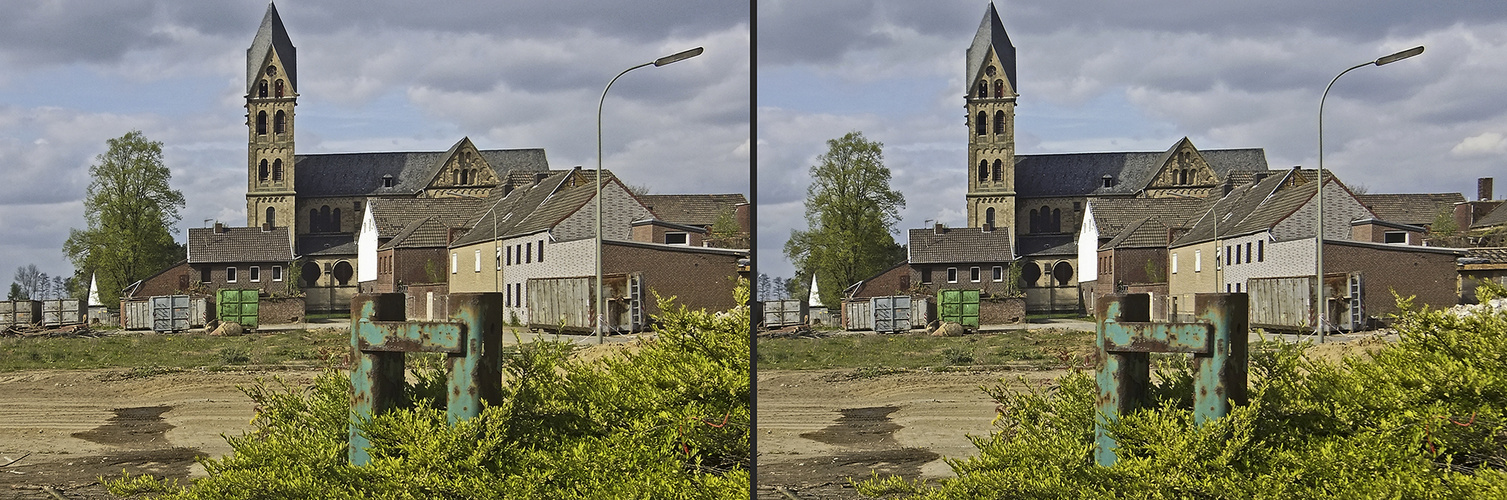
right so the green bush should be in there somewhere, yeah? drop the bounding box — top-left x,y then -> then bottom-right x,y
125,282 -> 750,499
859,283 -> 1507,499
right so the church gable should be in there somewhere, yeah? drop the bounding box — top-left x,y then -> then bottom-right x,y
970,49 -> 1016,99
422,137 -> 499,196
1146,138 -> 1216,193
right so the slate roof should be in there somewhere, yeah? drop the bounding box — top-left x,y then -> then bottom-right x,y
368,197 -> 486,239
450,169 -> 626,248
1088,197 -> 1209,238
1463,247 -> 1507,264
1355,193 -> 1463,227
247,3 -> 296,94
1473,203 -> 1507,229
1014,147 -> 1269,198
188,226 -> 293,264
966,2 -> 1016,93
1101,217 -> 1175,250
1016,234 -> 1075,257
294,146 -> 549,198
298,234 -> 357,256
908,226 -> 1013,264
638,194 -> 747,227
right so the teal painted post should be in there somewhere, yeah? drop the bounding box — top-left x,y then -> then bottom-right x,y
348,293 -> 406,466
444,293 -> 503,423
1192,293 -> 1248,424
1094,293 -> 1150,467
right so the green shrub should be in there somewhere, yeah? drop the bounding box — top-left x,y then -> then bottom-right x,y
859,288 -> 1507,499
129,281 -> 751,499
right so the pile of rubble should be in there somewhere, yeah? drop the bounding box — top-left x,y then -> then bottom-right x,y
1446,297 -> 1507,319
1,323 -> 96,338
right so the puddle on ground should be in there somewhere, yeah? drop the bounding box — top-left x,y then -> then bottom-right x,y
765,405 -> 941,499
800,405 -> 903,447
72,405 -> 175,448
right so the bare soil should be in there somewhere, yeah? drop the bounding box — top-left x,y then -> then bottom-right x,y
756,367 -> 1069,500
0,368 -> 321,499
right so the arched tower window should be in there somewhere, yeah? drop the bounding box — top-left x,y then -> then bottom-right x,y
975,111 -> 987,136
309,209 -> 320,232
977,81 -> 987,99
993,110 -> 1005,135
274,111 -> 286,134
258,159 -> 269,181
452,170 -> 459,184
266,207 -> 276,229
1029,209 -> 1039,233
272,159 -> 283,181
994,79 -> 1004,98
332,208 -> 342,232
258,80 -> 268,98
470,169 -> 478,184
1052,208 -> 1062,233
319,206 -> 330,233
256,111 -> 267,135
978,161 -> 988,182
986,207 -> 996,230
275,80 -> 284,98
992,159 -> 1003,182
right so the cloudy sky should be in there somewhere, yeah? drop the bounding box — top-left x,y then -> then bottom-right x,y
758,0 -> 1507,281
0,0 -> 749,285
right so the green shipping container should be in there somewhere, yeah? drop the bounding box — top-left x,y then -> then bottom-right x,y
938,289 -> 980,329
217,289 -> 260,329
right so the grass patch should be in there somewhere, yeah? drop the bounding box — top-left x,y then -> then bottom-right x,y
757,328 -> 1094,370
0,328 -> 349,372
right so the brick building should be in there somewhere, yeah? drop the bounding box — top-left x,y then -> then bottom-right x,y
908,224 -> 1015,297
186,224 -> 295,296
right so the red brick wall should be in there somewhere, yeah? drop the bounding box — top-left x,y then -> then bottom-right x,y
193,262 -> 293,296
129,262 -> 195,300
849,264 -> 911,299
1326,243 -> 1459,322
404,283 -> 451,321
603,244 -> 742,317
909,262 -> 1017,297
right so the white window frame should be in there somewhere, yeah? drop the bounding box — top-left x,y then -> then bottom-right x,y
451,253 -> 458,274
665,232 -> 689,246
226,266 -> 238,283
947,267 -> 958,283
250,266 -> 261,283
475,249 -> 482,273
1194,250 -> 1202,273
1384,231 -> 1407,244
992,266 -> 1003,282
272,266 -> 283,282
970,266 -> 981,282
1171,252 -> 1179,274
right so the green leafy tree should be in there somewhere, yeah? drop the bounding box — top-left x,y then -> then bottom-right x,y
784,131 -> 907,307
7,283 -> 23,301
62,131 -> 186,307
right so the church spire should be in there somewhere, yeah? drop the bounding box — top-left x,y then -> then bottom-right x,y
966,2 -> 1015,95
247,2 -> 297,95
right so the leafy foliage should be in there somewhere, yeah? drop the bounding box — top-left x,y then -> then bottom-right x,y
62,131 -> 186,306
859,289 -> 1507,499
129,282 -> 751,498
785,131 -> 907,307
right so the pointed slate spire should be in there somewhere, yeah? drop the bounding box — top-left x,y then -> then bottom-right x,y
247,2 -> 297,94
966,2 -> 1016,94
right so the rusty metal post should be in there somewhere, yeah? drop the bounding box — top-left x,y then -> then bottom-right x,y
444,293 -> 503,423
349,293 -> 406,465
1094,293 -> 1248,467
1094,293 -> 1150,467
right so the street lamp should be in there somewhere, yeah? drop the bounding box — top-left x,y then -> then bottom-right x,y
1315,45 -> 1423,343
597,46 -> 704,344
453,192 -> 508,293
1168,192 -> 1221,291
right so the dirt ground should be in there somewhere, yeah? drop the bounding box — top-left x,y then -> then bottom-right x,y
0,368 -> 322,499
756,367 -> 1069,500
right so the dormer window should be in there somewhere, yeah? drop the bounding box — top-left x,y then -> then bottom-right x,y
381,174 -> 394,188
1102,175 -> 1114,188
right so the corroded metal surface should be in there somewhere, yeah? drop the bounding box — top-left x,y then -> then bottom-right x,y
347,292 -> 503,465
1095,293 -> 1248,467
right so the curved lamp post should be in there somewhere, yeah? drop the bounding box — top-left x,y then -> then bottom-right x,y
597,47 -> 704,344
1316,45 -> 1423,342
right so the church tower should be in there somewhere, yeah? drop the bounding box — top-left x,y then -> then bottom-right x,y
245,2 -> 298,232
964,3 -> 1017,231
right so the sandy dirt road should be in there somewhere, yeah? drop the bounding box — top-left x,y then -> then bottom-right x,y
0,368 -> 322,499
756,367 -> 1070,500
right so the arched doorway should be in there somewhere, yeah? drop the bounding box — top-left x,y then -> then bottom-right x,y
1019,261 -> 1041,288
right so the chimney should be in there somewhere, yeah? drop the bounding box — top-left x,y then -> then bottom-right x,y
1480,177 -> 1495,201
934,222 -> 945,235
213,222 -> 225,234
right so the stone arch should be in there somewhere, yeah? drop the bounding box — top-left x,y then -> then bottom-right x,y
993,79 -> 1004,98
301,261 -> 321,287
1052,261 -> 1074,286
1020,261 -> 1042,288
993,110 -> 1005,135
333,261 -> 354,286
976,111 -> 987,136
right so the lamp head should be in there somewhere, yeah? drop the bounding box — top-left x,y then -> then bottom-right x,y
1375,46 -> 1423,66
654,47 -> 704,67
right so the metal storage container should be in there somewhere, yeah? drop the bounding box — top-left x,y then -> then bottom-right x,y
938,289 -> 981,329
122,300 -> 152,330
151,295 -> 191,333
844,300 -> 872,331
41,299 -> 86,327
871,295 -> 912,333
0,300 -> 42,329
762,299 -> 805,329
217,289 -> 260,329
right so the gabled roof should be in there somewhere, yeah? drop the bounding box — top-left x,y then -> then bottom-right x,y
380,216 -> 455,250
1355,193 -> 1464,227
450,169 -> 628,248
1170,171 -> 1294,247
368,197 -> 485,239
247,2 -> 296,94
1087,197 -> 1210,239
188,226 -> 293,264
638,194 -> 747,228
966,2 -> 1016,94
294,145 -> 548,198
908,226 -> 1013,264
1472,203 -> 1507,229
1101,217 -> 1174,250
1014,147 -> 1269,198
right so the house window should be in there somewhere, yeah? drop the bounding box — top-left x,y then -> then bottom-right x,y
227,267 -> 238,283
921,268 -> 933,284
970,267 -> 981,282
273,266 -> 282,282
947,267 -> 958,283
1245,242 -> 1252,263
1384,231 -> 1407,244
1171,252 -> 1178,274
525,242 -> 533,263
451,253 -> 457,274
496,248 -> 502,270
1195,250 -> 1202,272
538,239 -> 545,261
201,267 -> 211,284
506,246 -> 512,266
250,266 -> 260,283
993,266 -> 1003,282
666,232 -> 689,245
475,249 -> 482,273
